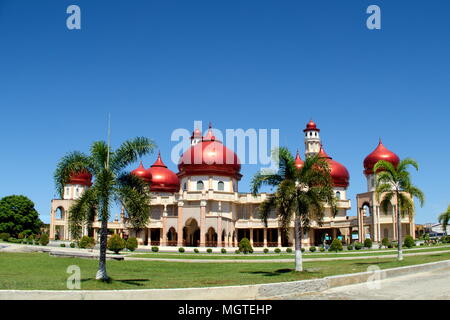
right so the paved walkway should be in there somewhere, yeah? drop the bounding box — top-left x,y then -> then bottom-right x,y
286,266 -> 450,300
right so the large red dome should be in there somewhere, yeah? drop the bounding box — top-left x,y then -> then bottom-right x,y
318,147 -> 350,188
147,153 -> 180,193
363,140 -> 400,175
131,161 -> 152,183
68,170 -> 92,187
178,125 -> 242,180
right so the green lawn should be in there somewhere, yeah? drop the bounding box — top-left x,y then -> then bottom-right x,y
0,251 -> 449,290
128,246 -> 450,260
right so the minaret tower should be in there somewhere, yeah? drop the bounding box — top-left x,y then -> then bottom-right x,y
303,119 -> 321,158
191,128 -> 202,146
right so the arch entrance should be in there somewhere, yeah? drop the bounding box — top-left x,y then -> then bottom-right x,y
183,218 -> 200,247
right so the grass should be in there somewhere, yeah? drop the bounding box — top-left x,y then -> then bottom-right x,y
0,251 -> 449,290
128,246 -> 450,260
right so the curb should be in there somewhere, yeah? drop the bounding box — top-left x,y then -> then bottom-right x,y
1,259 -> 449,300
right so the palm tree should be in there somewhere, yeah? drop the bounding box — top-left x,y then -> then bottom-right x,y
54,137 -> 156,281
438,205 -> 450,236
251,147 -> 336,272
373,158 -> 425,261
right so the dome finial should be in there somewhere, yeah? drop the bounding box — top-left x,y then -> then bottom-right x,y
209,121 -> 212,129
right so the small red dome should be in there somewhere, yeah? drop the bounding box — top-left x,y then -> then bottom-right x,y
178,124 -> 242,180
68,170 -> 92,187
318,146 -> 350,188
303,119 -> 320,132
131,161 -> 152,183
363,140 -> 400,175
147,153 -> 180,193
294,150 -> 304,170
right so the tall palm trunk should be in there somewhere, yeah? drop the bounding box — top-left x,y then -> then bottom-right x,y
396,191 -> 403,261
96,213 -> 109,280
294,215 -> 303,272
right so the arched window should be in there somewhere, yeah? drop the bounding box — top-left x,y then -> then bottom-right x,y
197,181 -> 204,191
55,207 -> 65,220
218,181 -> 224,191
335,191 -> 341,200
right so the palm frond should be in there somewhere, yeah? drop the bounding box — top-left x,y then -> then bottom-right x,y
110,137 -> 156,173
54,151 -> 93,198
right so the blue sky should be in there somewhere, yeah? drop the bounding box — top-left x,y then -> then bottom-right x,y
0,0 -> 449,224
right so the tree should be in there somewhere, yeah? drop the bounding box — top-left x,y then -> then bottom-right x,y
238,238 -> 252,254
330,239 -> 343,252
0,195 -> 42,237
373,158 -> 425,261
438,205 -> 450,236
54,137 -> 155,281
251,147 -> 335,272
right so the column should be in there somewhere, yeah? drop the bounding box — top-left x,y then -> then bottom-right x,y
49,208 -> 55,240
200,201 -> 206,247
217,215 -> 222,247
332,228 -> 337,240
161,209 -> 168,246
263,228 -> 267,247
249,228 -> 254,246
277,228 -> 282,247
147,228 -> 151,246
159,228 -> 163,246
177,202 -> 184,247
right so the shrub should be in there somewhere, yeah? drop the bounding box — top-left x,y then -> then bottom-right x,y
70,242 -> 76,248
18,233 -> 25,240
301,248 -> 305,253
0,233 -> 10,241
309,246 -> 316,252
347,244 -> 353,250
78,236 -> 95,249
274,248 -> 281,253
381,237 -> 390,248
107,234 -> 126,254
238,238 -> 253,254
235,249 -> 241,254
404,235 -> 415,248
364,238 -> 373,249
207,248 -> 213,253
39,233 -> 49,246
178,247 -> 185,253
286,248 -> 293,253
354,242 -> 363,250
151,246 -> 159,252
319,247 -> 325,252
60,243 -> 66,247
330,239 -> 343,252
194,248 -> 199,253
263,248 -> 269,254
126,237 -> 138,252
221,248 -> 227,254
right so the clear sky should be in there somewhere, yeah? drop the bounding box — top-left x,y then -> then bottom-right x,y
0,0 -> 449,224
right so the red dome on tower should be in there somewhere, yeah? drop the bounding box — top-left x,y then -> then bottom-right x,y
294,150 -> 304,170
303,119 -> 320,132
363,140 -> 400,175
178,124 -> 242,180
68,170 -> 92,187
131,161 -> 152,183
147,153 -> 180,193
318,146 -> 350,188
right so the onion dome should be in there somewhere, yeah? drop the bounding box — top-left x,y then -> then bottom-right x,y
363,139 -> 400,175
318,146 -> 350,188
131,161 -> 152,183
68,170 -> 92,187
303,119 -> 320,132
294,150 -> 304,170
147,153 -> 180,193
178,123 -> 242,180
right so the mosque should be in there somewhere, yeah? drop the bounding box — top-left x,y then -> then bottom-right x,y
49,120 -> 415,248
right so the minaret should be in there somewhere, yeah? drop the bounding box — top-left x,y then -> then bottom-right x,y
303,119 -> 321,158
191,128 -> 202,146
